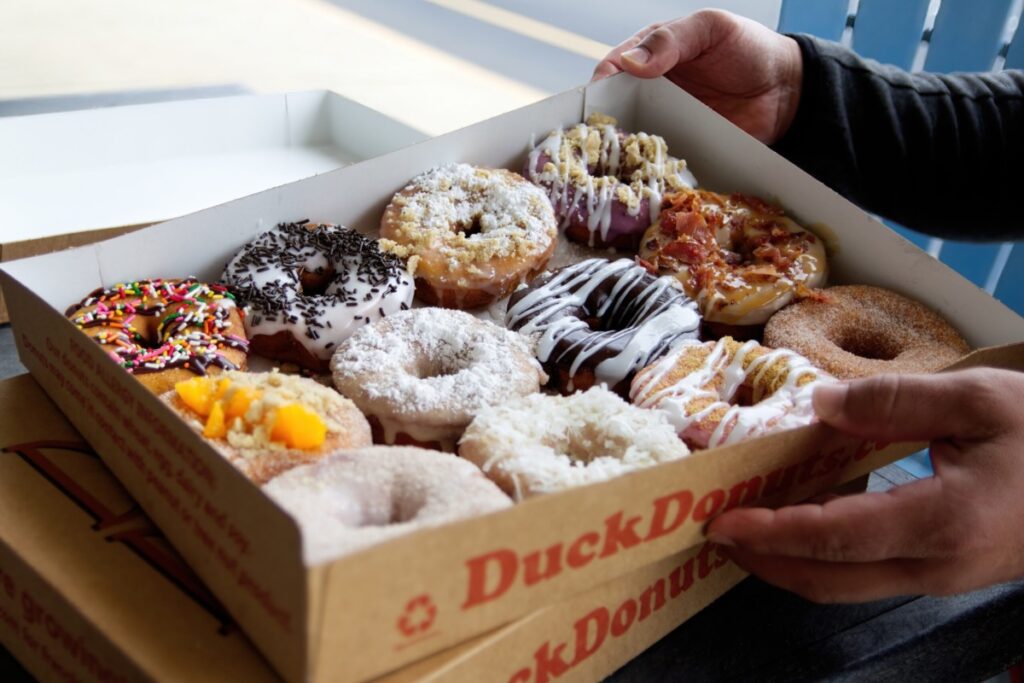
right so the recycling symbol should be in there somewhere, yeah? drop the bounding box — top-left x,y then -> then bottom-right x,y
397,594 -> 437,637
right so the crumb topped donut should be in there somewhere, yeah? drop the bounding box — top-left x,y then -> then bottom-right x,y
631,337 -> 834,450
525,113 -> 697,249
331,308 -> 546,451
263,447 -> 511,564
66,278 -> 248,395
505,258 -> 701,395
379,163 -> 558,309
222,221 -> 413,372
459,387 -> 690,501
763,285 -> 971,378
639,188 -> 826,329
164,370 -> 371,484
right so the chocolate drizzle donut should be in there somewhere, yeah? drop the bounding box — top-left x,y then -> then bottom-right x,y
505,258 -> 701,395
222,221 -> 414,372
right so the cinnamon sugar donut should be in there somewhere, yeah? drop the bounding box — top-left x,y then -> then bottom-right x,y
459,386 -> 689,501
763,285 -> 970,379
163,371 -> 371,484
330,308 -> 545,451
631,337 -> 834,450
379,163 -> 557,309
263,447 -> 511,564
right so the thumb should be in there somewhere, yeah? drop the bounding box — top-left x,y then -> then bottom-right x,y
813,371 -> 990,442
620,16 -> 711,78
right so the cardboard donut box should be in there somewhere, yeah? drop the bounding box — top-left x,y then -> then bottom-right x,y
2,74 -> 1023,682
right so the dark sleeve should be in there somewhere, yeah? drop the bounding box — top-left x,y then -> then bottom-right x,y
771,34 -> 1024,241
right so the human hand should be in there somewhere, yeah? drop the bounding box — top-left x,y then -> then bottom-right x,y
706,368 -> 1024,602
592,10 -> 803,145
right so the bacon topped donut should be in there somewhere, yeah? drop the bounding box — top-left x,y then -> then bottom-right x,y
505,258 -> 701,396
639,188 -> 827,328
526,113 -> 697,249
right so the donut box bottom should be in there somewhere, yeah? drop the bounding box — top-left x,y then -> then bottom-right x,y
0,373 -> 745,683
3,72 -> 1024,683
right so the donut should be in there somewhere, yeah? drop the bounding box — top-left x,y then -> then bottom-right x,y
525,113 -> 697,249
763,285 -> 971,379
262,446 -> 511,564
379,163 -> 557,309
65,278 -> 248,395
504,258 -> 701,396
631,337 -> 834,450
638,188 -> 827,330
163,370 -> 371,485
330,308 -> 545,451
221,220 -> 414,372
459,386 -> 690,501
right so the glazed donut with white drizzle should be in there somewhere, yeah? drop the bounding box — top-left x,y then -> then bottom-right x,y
525,113 -> 697,249
505,258 -> 701,396
222,221 -> 413,372
630,337 -> 835,449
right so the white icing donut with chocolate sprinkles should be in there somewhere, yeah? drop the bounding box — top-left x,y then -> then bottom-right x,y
222,221 -> 413,372
505,258 -> 701,395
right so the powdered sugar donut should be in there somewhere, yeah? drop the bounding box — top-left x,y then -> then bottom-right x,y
459,386 -> 690,501
331,308 -> 546,451
222,221 -> 414,372
630,337 -> 835,450
525,113 -> 697,249
379,163 -> 557,309
263,447 -> 511,564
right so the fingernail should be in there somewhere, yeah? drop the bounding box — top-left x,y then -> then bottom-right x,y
706,532 -> 735,548
813,383 -> 847,421
622,46 -> 651,66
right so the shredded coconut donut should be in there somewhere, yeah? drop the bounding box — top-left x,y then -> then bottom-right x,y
631,337 -> 835,450
163,370 -> 371,484
459,386 -> 690,501
639,188 -> 827,327
525,113 -> 697,248
331,308 -> 546,451
221,220 -> 414,372
379,163 -> 558,309
763,285 -> 971,379
263,447 -> 511,564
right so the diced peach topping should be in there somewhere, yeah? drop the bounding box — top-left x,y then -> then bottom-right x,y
225,386 -> 261,420
175,376 -> 217,416
203,401 -> 227,439
270,404 -> 326,450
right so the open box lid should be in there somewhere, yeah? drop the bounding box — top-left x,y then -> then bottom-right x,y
0,90 -> 427,245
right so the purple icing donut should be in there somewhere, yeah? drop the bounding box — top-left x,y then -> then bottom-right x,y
524,116 -> 698,249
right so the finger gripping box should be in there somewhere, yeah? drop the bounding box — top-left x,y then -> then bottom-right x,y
2,74 -> 1023,682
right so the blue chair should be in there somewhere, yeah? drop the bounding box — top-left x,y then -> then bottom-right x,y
778,0 -> 1024,478
778,0 -> 1023,316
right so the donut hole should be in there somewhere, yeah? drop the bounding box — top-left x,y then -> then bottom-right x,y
454,213 -> 492,238
298,267 -> 336,296
835,332 -> 899,361
414,356 -> 465,380
557,420 -> 629,464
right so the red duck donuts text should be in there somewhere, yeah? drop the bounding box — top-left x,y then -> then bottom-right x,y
506,543 -> 730,683
463,439 -> 879,608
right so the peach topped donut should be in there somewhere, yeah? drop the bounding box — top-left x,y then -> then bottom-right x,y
459,386 -> 690,501
763,285 -> 971,379
504,258 -> 700,396
331,308 -> 545,451
639,188 -> 827,329
631,337 -> 835,450
379,163 -> 558,309
221,220 -> 413,373
165,371 -> 371,484
66,278 -> 248,395
525,113 -> 697,249
263,447 -> 511,564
